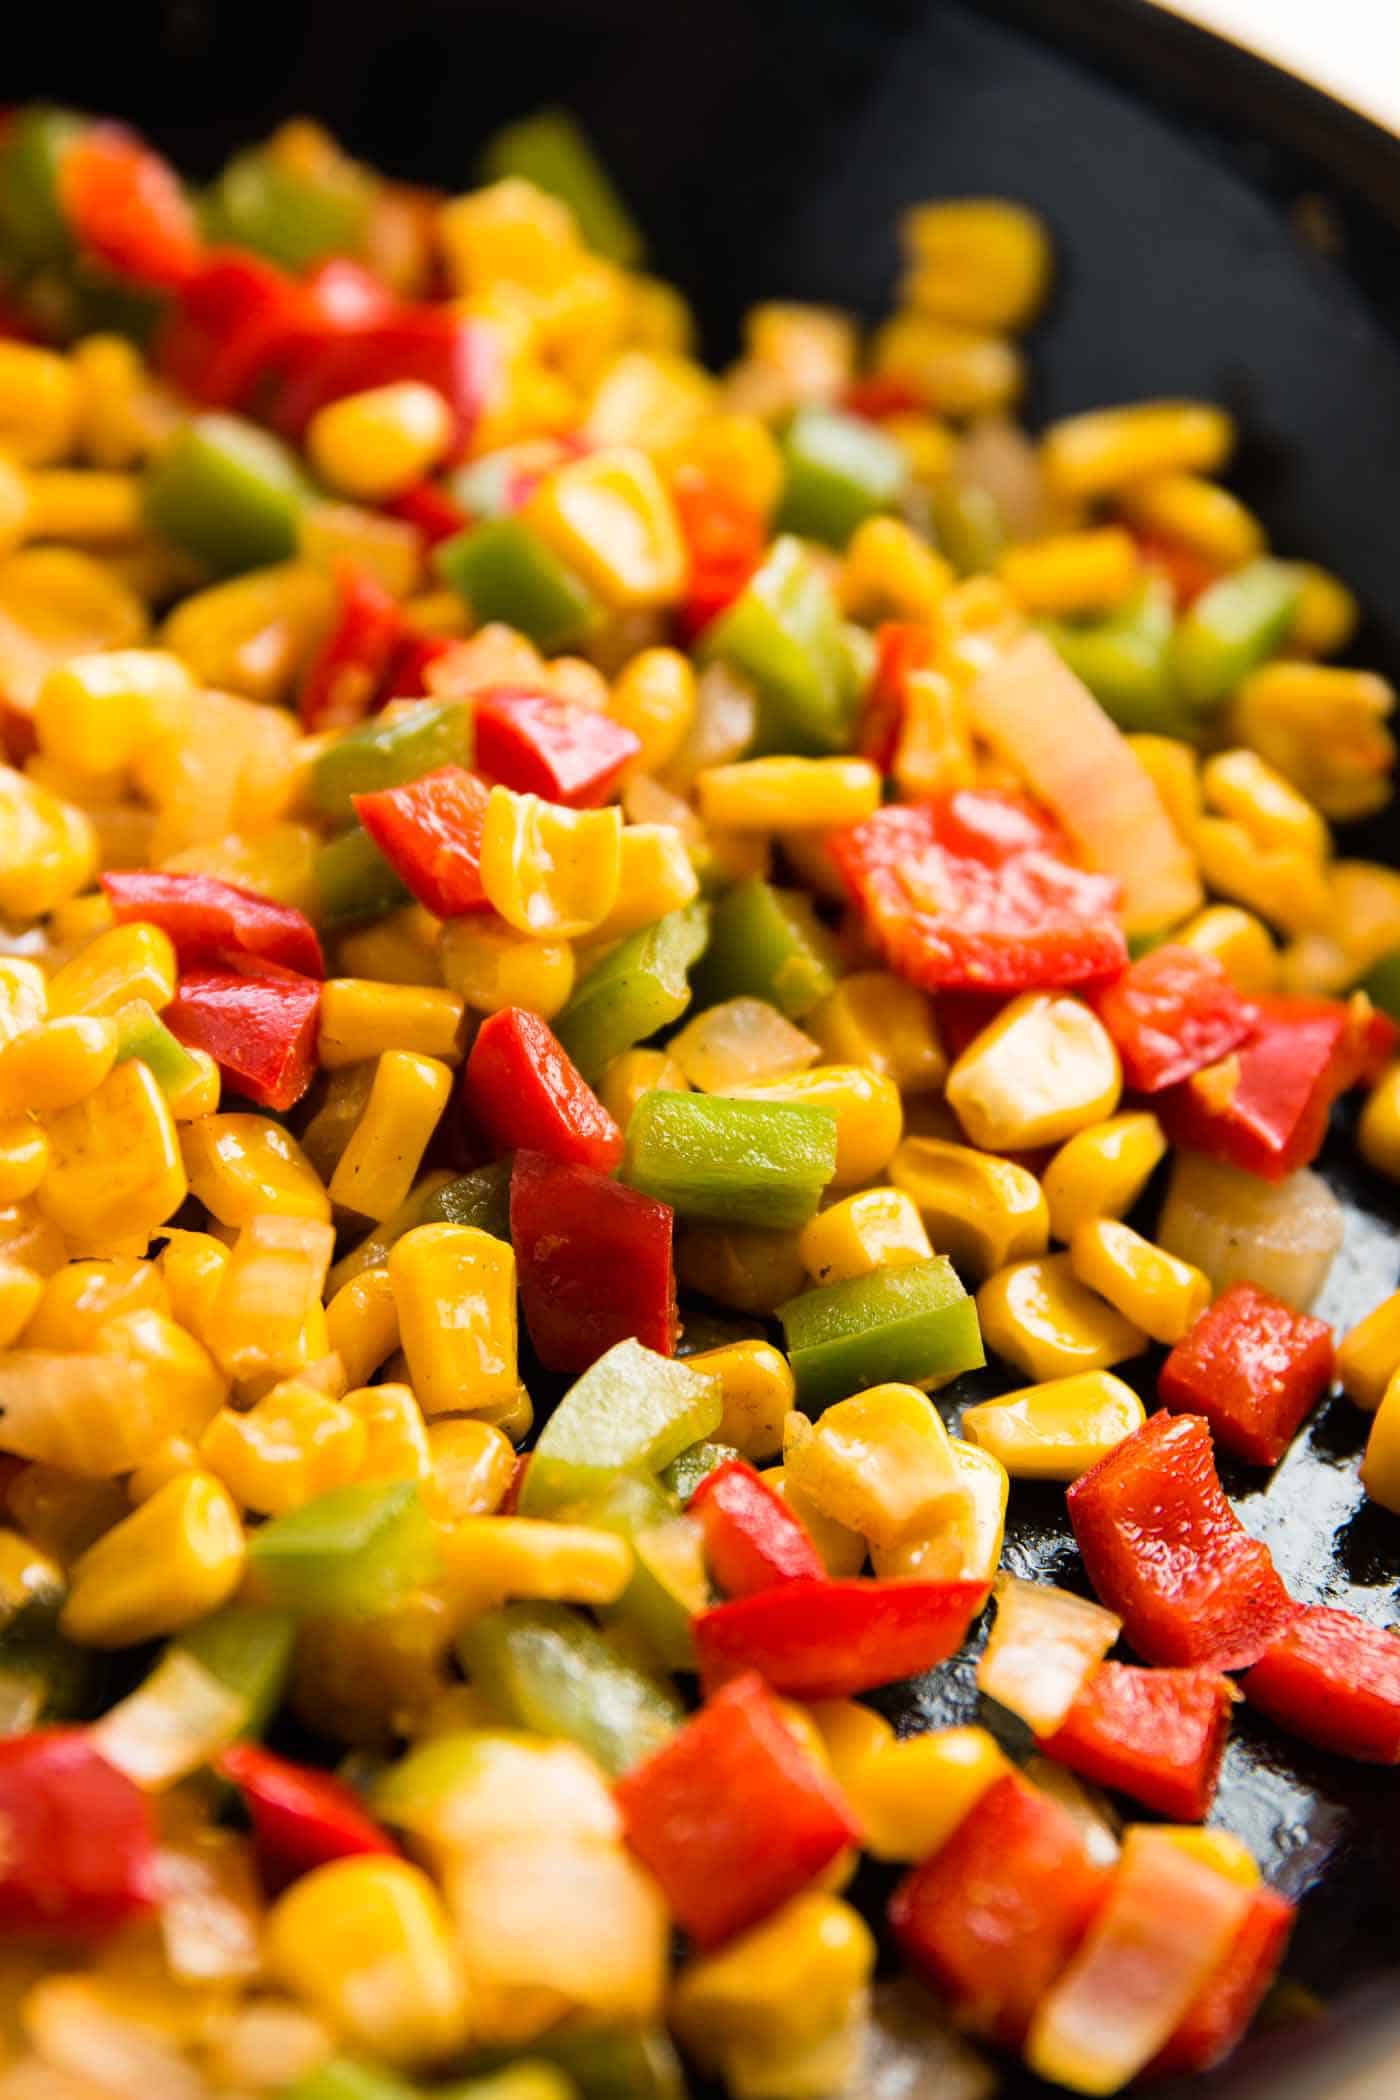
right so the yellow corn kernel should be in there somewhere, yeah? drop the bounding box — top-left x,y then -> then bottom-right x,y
21,1256 -> 166,1352
1359,1064 -> 1400,1182
1070,1217 -> 1211,1346
626,272 -> 695,357
0,765 -> 97,921
441,174 -> 580,292
978,1251 -> 1148,1381
1192,815 -> 1330,935
0,1259 -> 42,1348
873,1435 -> 1008,1590
479,788 -> 622,939
1361,1369 -> 1400,1514
318,981 -> 464,1069
24,467 -> 142,546
0,959 -> 46,1044
0,343 -> 79,464
0,1116 -> 48,1205
696,756 -> 880,835
1118,472 -> 1264,568
1123,733 -> 1201,843
675,1223 -> 808,1318
662,411 -> 784,516
889,1135 -> 1048,1280
161,562 -> 334,705
36,1058 -> 186,1257
607,647 -> 696,775
1176,904 -> 1279,996
733,1065 -> 903,1191
0,449 -> 30,554
901,199 -> 1051,332
69,335 -> 152,469
744,301 -> 856,399
999,527 -> 1141,617
7,1461 -> 126,1561
1041,400 -> 1234,503
302,501 -> 424,600
798,1188 -> 932,1285
204,1216 -> 336,1384
422,1417 -> 517,1521
586,825 -> 699,942
669,999 -> 817,1097
526,447 -> 685,609
158,1230 -> 230,1344
807,1698 -> 895,1794
963,1370 -> 1147,1481
201,1386 -> 368,1516
1336,1292 -> 1400,1413
762,1464 -> 867,1577
671,1893 -> 875,2074
946,994 -> 1121,1153
164,819 -> 322,921
181,1113 -> 330,1228
597,1046 -> 689,1129
1152,1827 -> 1261,1890
783,1385 -> 966,1548
329,1053 -> 454,1221
342,1382 -> 430,1486
34,649 -> 193,776
882,410 -> 958,484
1201,747 -> 1330,862
674,1339 -> 789,1464
439,916 -> 574,1020
1041,1112 -> 1168,1245
94,1306 -> 225,1440
437,1515 -> 633,1619
0,1014 -> 118,1118
336,904 -> 444,991
266,1856 -> 470,2067
325,1267 -> 400,1390
390,1223 -> 518,1419
893,674 -> 979,812
1284,561 -> 1356,659
60,1471 -> 244,1647
307,383 -> 453,504
839,516 -> 953,623
48,922 -> 178,1020
856,1724 -> 1009,1862
1229,661 -> 1394,823
126,1435 -> 204,1504
0,542 -> 147,713
871,313 -> 1023,418
585,348 -> 718,456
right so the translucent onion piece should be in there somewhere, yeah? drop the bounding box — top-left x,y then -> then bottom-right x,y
373,1730 -> 621,1849
856,1979 -> 998,2100
957,416 -> 1049,543
663,663 -> 758,789
977,1574 -> 1121,1736
21,1977 -> 205,2100
1023,1754 -> 1122,1868
0,1352 -> 165,1477
669,997 -> 820,1093
1156,1152 -> 1344,1310
157,1833 -> 263,1983
0,1671 -> 45,1738
92,1652 -> 248,1792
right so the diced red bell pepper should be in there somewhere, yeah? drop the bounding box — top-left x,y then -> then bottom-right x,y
889,1769 -> 1110,2048
1149,1882 -> 1296,2076
464,1006 -> 622,1173
929,786 -> 1067,866
510,1149 -> 676,1371
1067,1412 -> 1299,1672
352,764 -> 491,919
1159,1283 -> 1333,1469
165,964 -> 321,1113
472,688 -> 641,807
859,620 -> 938,774
216,1741 -> 397,1894
1092,944 -> 1258,1094
1350,995 -> 1400,1086
935,989 -> 1013,1062
101,869 -> 325,978
0,1730 -> 159,1939
1039,1660 -> 1235,1822
381,632 -> 459,705
60,125 -> 203,290
693,1576 -> 986,1699
841,374 -> 928,420
385,479 -> 470,546
1156,996 -> 1355,1182
155,250 -> 316,409
268,305 -> 496,459
830,796 -> 1127,994
670,467 -> 765,643
298,561 -> 406,732
614,1671 -> 859,1948
690,1458 -> 826,1597
1242,1605 -> 1400,1763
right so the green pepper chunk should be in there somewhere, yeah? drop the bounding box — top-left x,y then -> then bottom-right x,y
436,517 -> 598,651
314,826 -> 411,927
521,1337 -> 722,1516
202,147 -> 372,273
457,1601 -> 682,1777
479,108 -> 644,267
929,479 -> 1007,575
777,406 -> 909,548
309,699 -> 473,828
691,876 -> 838,1020
248,1482 -> 439,1617
111,997 -> 207,1101
661,1438 -> 741,1504
0,106 -> 83,272
554,902 -> 708,1084
1363,949 -> 1400,1020
702,536 -> 861,755
622,1091 -> 837,1229
1043,576 -> 1194,736
1170,557 -> 1300,713
167,1605 -> 295,1738
143,413 -> 310,578
779,1256 -> 984,1411
280,2060 -> 419,2100
562,1473 -> 706,1671
458,2028 -> 684,2100
420,1160 -> 513,1240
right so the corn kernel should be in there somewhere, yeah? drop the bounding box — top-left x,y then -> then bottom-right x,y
0,765 -> 98,921
158,1230 -> 230,1345
889,669 -> 977,803
34,650 -> 193,777
1336,1292 -> 1400,1412
161,563 -> 334,706
586,824 -> 699,942
856,1723 -> 1008,1862
697,756 -> 880,834
1361,1369 -> 1400,1514
69,335 -> 154,469
302,502 -> 425,599
1359,1064 -> 1400,1182
685,1340 -> 794,1462
328,1053 -> 454,1222
342,1382 -> 430,1486
24,467 -> 142,547
0,1014 -> 118,1117
1176,905 -> 1279,996
662,412 -> 784,515
1118,472 -> 1264,569
901,199 -> 1051,332
48,922 -> 178,1019
525,447 -> 685,609
978,1251 -> 1148,1381
60,1471 -> 244,1647
422,1416 -> 517,1520
999,527 -> 1141,616
732,1065 -> 903,1190
671,1893 -> 875,2075
0,1117 -> 48,1205
325,1267 -> 400,1390
0,1203 -> 67,1279
962,1370 -> 1147,1481
597,1046 -> 690,1128
894,1435 -> 1008,1590
0,344 -> 79,465
946,993 -> 1121,1152
1070,1217 -> 1211,1345
390,1223 -> 518,1419
762,1464 -> 866,1576
1287,562 -> 1358,659
92,1306 -> 224,1443
318,980 -> 464,1068
0,1260 -> 42,1348
1228,661 -> 1394,823
181,1113 -> 330,1228
1041,1112 -> 1168,1245
675,1223 -> 809,1317
0,450 -> 30,554
1041,400 -> 1233,503
438,1515 -> 633,1620
1201,746 -> 1330,863
126,1435 -> 204,1504
607,647 -> 697,775
36,1058 -> 186,1257
204,1216 -> 335,1384
871,313 -> 1023,418
798,1187 -> 932,1285
586,347 -> 718,453
0,959 -> 46,1045
307,383 -> 453,504
1192,814 -> 1330,935
1152,1827 -> 1262,1890
439,917 -> 574,1020
783,1385 -> 965,1548
890,1135 -> 1048,1279
266,1856 -> 470,2067
840,516 -> 954,622
479,788 -> 622,940
201,1385 -> 368,1515
337,904 -> 444,990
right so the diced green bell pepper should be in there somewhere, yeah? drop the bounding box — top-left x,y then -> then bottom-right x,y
111,997 -> 207,1102
143,413 -> 310,578
929,480 -> 1007,575
202,149 -> 372,273
777,406 -> 909,548
0,106 -> 83,272
457,1601 -> 683,1777
779,1255 -> 984,1411
1170,557 -> 1300,713
661,1439 -> 741,1504
480,108 -> 644,267
702,536 -> 861,755
372,1728 -> 605,1855
309,699 -> 474,828
460,2028 -> 684,2100
280,2060 -> 418,2100
248,1482 -> 439,1617
1043,576 -> 1194,736
691,876 -> 839,1020
1363,949 -> 1400,1020
623,1091 -> 837,1229
521,1337 -> 721,1515
421,1160 -> 513,1240
554,901 -> 708,1084
0,1628 -> 104,1723
326,1174 -> 457,1297
168,1605 -> 295,1738
314,826 -> 411,927
436,517 -> 598,651
568,1473 -> 706,1671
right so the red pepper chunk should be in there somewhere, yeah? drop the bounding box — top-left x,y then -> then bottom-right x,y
353,765 -> 492,918
1150,1884 -> 1296,2076
1156,996 -> 1355,1181
217,1741 -> 397,1894
693,1576 -> 986,1699
890,1770 -> 1110,2048
101,869 -> 325,979
298,561 -> 406,732
269,306 -> 496,460
385,479 -> 470,546
830,797 -> 1127,993
1242,1605 -> 1400,1763
510,1149 -> 675,1371
691,1458 -> 826,1597
1039,1661 -> 1235,1822
1159,1283 -> 1333,1468
166,965 -> 320,1112
614,1671 -> 859,1948
0,1731 -> 159,1939
1092,944 -> 1258,1094
465,1007 -> 622,1173
381,633 -> 459,706
1067,1412 -> 1298,1672
60,126 -> 203,290
859,621 -> 937,774
671,468 -> 765,643
473,689 -> 640,807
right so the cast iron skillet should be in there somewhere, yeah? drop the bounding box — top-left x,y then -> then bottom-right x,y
13,2 -> 1400,2092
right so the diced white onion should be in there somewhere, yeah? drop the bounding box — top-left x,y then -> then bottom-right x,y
1156,1151 -> 1344,1309
976,1574 -> 1120,1735
92,1652 -> 247,1791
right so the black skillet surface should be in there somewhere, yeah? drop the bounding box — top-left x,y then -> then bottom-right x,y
13,1 -> 1400,2091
